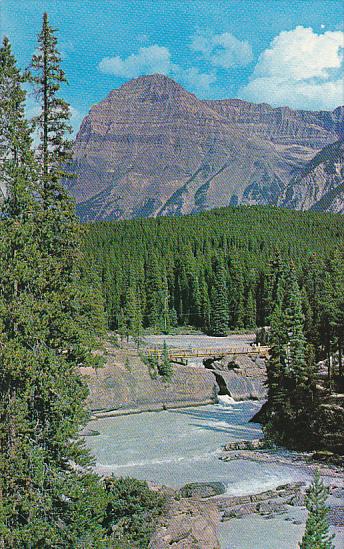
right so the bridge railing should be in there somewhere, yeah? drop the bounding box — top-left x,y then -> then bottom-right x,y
145,345 -> 270,359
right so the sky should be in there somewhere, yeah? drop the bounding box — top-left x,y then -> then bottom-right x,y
2,0 -> 344,133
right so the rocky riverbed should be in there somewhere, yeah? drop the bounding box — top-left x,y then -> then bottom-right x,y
84,398 -> 344,548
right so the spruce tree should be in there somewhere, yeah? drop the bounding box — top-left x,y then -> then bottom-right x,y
158,341 -> 173,381
0,36 -> 43,547
125,285 -> 143,346
266,300 -> 288,409
299,471 -> 335,549
29,12 -> 73,195
285,272 -> 308,388
244,286 -> 257,329
0,29 -> 107,548
209,257 -> 229,337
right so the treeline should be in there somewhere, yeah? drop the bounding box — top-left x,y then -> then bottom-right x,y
84,207 -> 344,346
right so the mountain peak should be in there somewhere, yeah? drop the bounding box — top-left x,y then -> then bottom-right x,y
109,73 -> 196,100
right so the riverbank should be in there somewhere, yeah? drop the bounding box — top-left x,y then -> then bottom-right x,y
149,479 -> 343,549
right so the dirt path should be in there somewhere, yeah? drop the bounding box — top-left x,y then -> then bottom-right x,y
142,333 -> 256,350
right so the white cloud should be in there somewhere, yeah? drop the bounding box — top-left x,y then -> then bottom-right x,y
70,106 -> 85,135
173,66 -> 217,95
98,45 -> 173,78
190,30 -> 253,68
239,26 -> 344,110
98,44 -> 217,95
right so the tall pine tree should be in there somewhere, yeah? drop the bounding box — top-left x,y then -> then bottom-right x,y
209,257 -> 229,337
0,28 -> 107,547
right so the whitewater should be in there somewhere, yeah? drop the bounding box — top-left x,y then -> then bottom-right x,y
85,399 -> 343,548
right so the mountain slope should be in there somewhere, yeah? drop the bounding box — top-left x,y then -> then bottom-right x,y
283,140 -> 344,213
67,74 -> 343,221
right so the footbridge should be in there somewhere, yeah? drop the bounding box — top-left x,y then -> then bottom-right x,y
146,344 -> 270,361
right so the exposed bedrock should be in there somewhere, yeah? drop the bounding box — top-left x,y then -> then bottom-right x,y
81,348 -> 217,415
82,348 -> 267,415
204,354 -> 267,401
149,496 -> 220,549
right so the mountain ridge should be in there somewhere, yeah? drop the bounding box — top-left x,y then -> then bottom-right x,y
67,74 -> 344,220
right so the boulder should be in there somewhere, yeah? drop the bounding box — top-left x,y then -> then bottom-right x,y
256,501 -> 287,515
179,482 -> 226,499
223,439 -> 266,451
222,503 -> 256,520
332,487 -> 344,499
329,507 -> 344,527
149,497 -> 220,549
288,493 -> 306,507
214,370 -> 266,400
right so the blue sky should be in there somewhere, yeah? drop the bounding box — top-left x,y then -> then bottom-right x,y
2,0 -> 344,132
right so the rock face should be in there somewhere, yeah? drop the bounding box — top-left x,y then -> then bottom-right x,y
217,482 -> 305,521
82,346 -> 267,415
81,346 -> 218,414
205,355 -> 267,401
67,74 -> 343,220
283,140 -> 344,213
149,496 -> 220,549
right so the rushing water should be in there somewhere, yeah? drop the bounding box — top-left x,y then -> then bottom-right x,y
85,399 -> 343,549
86,399 -> 306,493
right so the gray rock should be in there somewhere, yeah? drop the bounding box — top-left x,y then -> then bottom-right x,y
214,370 -> 266,400
224,439 -> 266,451
257,501 -> 287,515
332,487 -> 344,499
80,428 -> 100,436
288,493 -> 306,507
222,503 -> 256,520
179,482 -> 226,499
329,507 -> 344,527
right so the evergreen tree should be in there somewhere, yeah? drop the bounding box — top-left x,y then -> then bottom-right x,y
199,271 -> 211,332
244,286 -> 257,329
29,12 -> 73,195
0,37 -> 36,191
125,285 -> 143,346
145,253 -> 165,330
266,299 -> 288,412
209,257 -> 229,336
285,272 -> 308,387
0,30 -> 107,548
228,261 -> 245,329
318,271 -> 337,386
299,471 -> 335,549
327,249 -> 344,377
265,249 -> 284,320
264,267 -> 315,446
158,341 -> 173,381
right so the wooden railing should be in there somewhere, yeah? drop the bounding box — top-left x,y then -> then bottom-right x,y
145,345 -> 270,359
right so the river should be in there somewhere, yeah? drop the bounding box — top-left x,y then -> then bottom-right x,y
85,399 -> 344,549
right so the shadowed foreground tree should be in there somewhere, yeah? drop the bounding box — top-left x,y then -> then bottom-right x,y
0,28 -> 107,548
0,23 -> 166,548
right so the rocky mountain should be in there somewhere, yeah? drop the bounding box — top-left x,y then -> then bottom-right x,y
67,74 -> 343,220
283,140 -> 344,214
